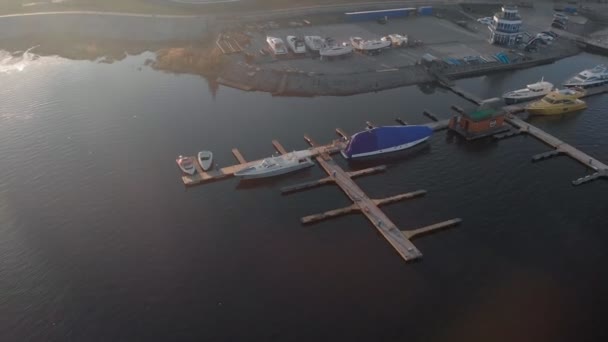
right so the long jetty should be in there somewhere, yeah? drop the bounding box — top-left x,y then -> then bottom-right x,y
505,115 -> 608,185
283,132 -> 460,263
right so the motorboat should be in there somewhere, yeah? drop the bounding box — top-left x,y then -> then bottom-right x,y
320,43 -> 353,57
304,35 -> 325,52
266,36 -> 287,55
286,36 -> 306,54
197,151 -> 213,171
341,125 -> 433,159
564,65 -> 608,88
176,155 -> 196,175
502,78 -> 554,104
350,37 -> 391,52
525,88 -> 586,115
234,151 -> 314,179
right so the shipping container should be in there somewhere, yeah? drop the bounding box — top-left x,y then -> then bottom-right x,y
418,6 -> 433,16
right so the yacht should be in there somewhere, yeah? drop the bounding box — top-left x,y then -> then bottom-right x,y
176,155 -> 196,175
304,36 -> 325,52
350,37 -> 391,53
266,36 -> 287,55
564,65 -> 608,88
341,125 -> 433,159
197,151 -> 213,171
286,36 -> 306,54
503,78 -> 554,104
234,151 -> 314,179
320,42 -> 353,57
526,88 -> 586,115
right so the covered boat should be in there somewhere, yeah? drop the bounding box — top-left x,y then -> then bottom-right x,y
266,36 -> 287,55
341,125 -> 433,159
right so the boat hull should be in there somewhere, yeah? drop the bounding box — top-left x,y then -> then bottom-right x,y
176,158 -> 196,175
341,136 -> 430,159
526,103 -> 587,115
235,160 -> 314,179
564,79 -> 608,88
197,151 -> 213,171
503,93 -> 547,105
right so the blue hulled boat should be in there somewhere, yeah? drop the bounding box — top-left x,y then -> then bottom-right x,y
341,125 -> 433,159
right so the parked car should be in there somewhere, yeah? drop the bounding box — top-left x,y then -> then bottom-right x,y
541,31 -> 559,38
537,33 -> 554,41
477,17 -> 494,25
554,12 -> 569,21
552,21 -> 567,30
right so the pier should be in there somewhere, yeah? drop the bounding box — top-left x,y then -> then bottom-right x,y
177,113 -> 461,263
285,134 -> 460,262
505,115 -> 608,185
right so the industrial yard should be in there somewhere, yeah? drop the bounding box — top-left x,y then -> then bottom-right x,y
213,3 -> 582,96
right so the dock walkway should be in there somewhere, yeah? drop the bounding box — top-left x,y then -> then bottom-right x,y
311,148 -> 424,261
506,115 -> 608,185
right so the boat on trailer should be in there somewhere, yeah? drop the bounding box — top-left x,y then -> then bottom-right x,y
350,37 -> 391,53
286,36 -> 306,54
266,36 -> 287,55
304,35 -> 325,52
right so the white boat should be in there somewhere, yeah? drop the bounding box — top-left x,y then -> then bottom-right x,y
503,78 -> 554,104
234,152 -> 314,179
319,43 -> 353,57
304,36 -> 325,52
381,34 -> 408,47
266,36 -> 287,55
286,36 -> 306,54
176,155 -> 196,175
197,151 -> 213,171
350,37 -> 391,52
564,65 -> 608,88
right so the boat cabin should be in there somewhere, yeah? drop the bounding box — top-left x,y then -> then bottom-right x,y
449,100 -> 509,140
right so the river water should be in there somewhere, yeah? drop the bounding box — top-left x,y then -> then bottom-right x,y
1,50 -> 608,341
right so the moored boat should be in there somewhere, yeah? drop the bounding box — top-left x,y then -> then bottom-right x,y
503,78 -> 554,104
176,155 -> 196,175
564,65 -> 608,88
286,36 -> 306,54
197,151 -> 213,171
266,36 -> 287,55
526,88 -> 587,115
234,151 -> 314,179
341,125 -> 433,159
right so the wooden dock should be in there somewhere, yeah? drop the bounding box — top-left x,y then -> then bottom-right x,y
181,140 -> 345,186
506,115 -> 608,185
283,135 -> 461,263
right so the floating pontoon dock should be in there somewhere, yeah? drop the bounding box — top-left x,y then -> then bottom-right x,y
177,116 -> 458,263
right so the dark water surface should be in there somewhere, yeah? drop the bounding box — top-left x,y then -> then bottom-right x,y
1,51 -> 608,341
